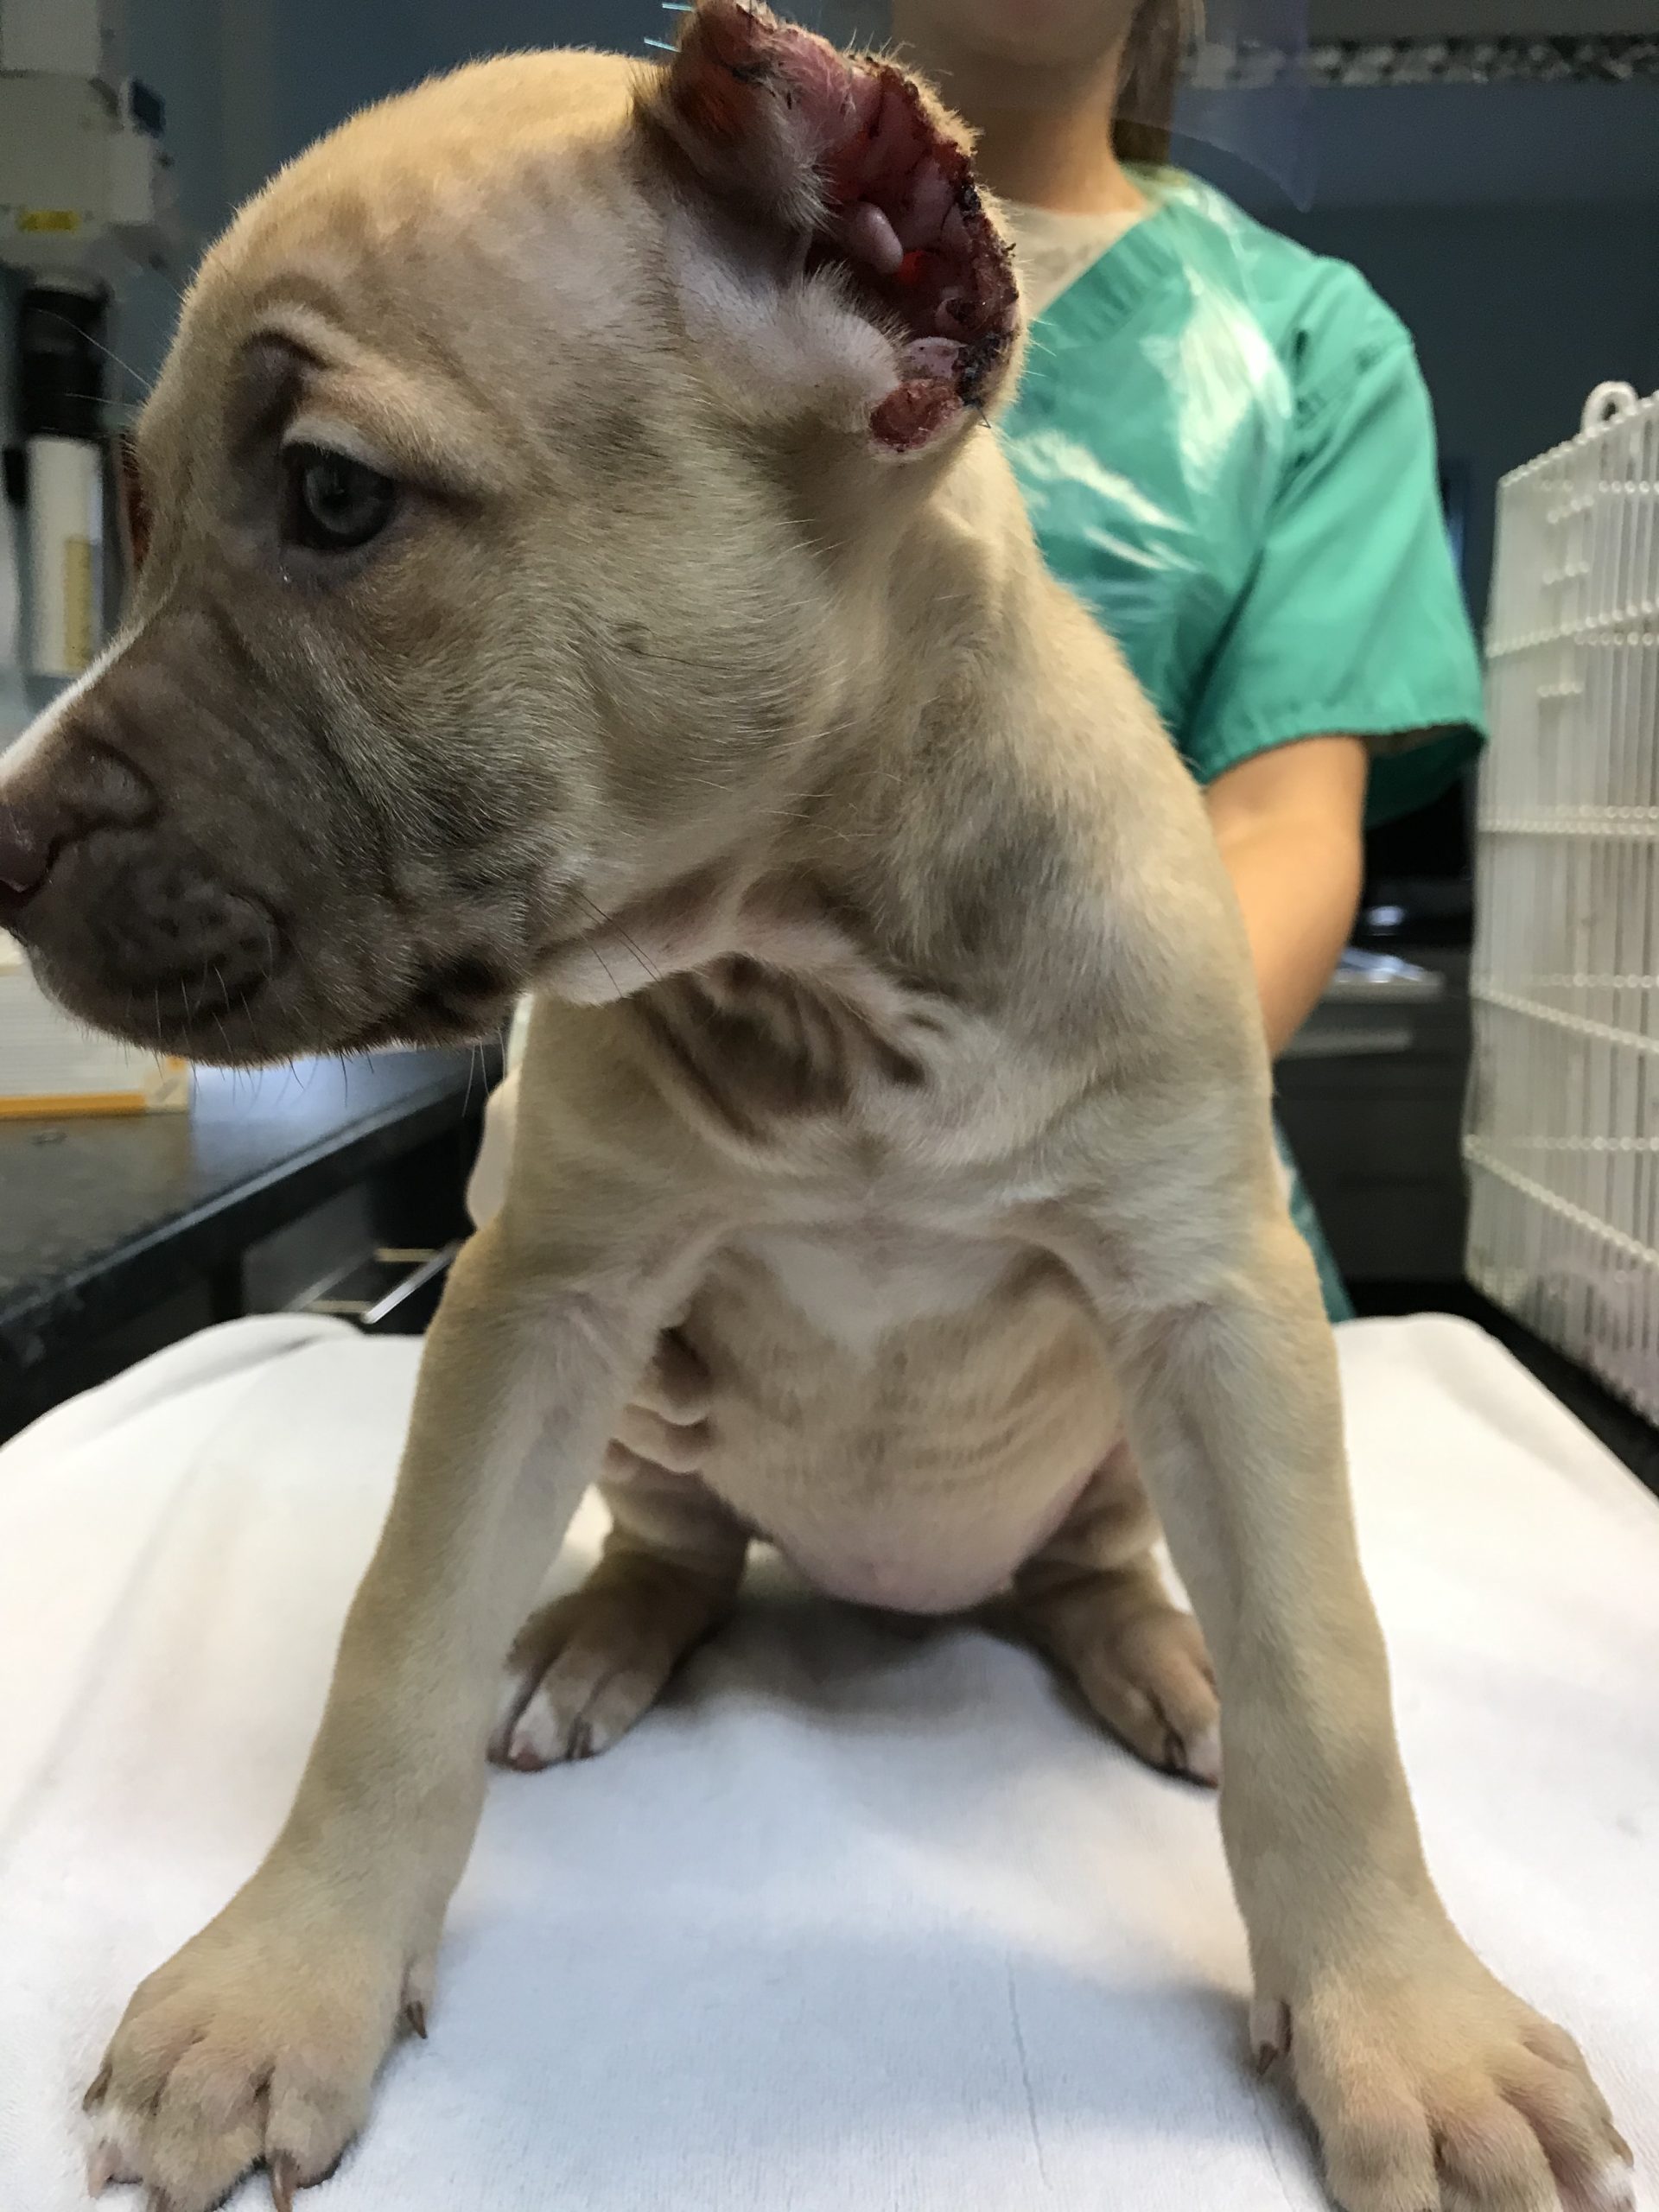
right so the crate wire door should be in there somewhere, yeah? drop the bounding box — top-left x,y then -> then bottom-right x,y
1466,382 -> 1659,1417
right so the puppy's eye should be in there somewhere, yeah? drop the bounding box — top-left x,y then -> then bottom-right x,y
282,444 -> 397,551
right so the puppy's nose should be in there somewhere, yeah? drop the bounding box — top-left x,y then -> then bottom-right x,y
0,800 -> 60,909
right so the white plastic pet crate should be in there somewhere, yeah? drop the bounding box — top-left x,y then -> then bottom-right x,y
1465,381 -> 1659,1417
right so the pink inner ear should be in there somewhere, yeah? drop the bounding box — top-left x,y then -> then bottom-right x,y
664,1 -> 1019,454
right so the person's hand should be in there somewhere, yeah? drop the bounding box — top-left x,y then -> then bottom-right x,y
609,1328 -> 713,1474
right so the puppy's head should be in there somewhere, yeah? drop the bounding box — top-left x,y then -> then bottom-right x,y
0,2 -> 1020,1064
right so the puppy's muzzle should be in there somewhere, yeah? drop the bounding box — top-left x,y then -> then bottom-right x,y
0,712 -> 283,1049
0,798 -> 56,906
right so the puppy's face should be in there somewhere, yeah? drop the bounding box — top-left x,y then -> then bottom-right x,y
0,3 -> 1017,1064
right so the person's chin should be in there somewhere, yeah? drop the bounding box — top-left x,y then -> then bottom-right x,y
894,0 -> 1134,74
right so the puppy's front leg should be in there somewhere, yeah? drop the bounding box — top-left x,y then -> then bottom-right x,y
86,1206 -> 713,2212
1066,1204 -> 1632,2212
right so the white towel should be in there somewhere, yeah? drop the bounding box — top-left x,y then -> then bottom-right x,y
0,1313 -> 1654,2211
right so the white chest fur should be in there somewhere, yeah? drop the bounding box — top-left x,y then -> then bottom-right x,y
684,1220 -> 1119,1615
735,1224 -> 1019,1357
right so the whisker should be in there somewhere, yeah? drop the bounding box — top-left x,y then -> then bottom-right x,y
572,888 -> 665,988
569,912 -> 629,1001
35,308 -> 153,403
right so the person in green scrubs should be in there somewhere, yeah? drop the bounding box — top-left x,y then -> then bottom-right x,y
889,0 -> 1486,1318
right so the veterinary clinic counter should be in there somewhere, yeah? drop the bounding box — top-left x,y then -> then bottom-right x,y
0,1049 -> 490,1442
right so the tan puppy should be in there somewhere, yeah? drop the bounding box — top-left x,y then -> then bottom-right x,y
0,10 -> 1629,2210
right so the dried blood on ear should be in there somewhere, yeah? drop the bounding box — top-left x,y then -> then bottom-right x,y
650,0 -> 1020,457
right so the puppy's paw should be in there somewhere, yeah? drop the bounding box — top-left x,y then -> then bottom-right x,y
490,1553 -> 733,1771
84,1898 -> 410,2212
1081,1598 -> 1220,1784
1019,1567 -> 1221,1785
1268,1944 -> 1633,2212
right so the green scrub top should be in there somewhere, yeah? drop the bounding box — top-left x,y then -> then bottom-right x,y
998,174 -> 1487,1317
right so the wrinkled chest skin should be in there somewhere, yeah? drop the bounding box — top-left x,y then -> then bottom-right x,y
683,1231 -> 1118,1611
611,932 -> 1125,1614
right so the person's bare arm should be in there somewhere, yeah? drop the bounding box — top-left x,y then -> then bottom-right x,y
1205,735 -> 1369,1058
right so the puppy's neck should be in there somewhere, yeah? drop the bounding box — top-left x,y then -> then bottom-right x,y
539,442 -> 1065,1014
800,429 -> 1054,753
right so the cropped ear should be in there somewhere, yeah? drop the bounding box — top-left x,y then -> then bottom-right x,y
633,0 -> 1020,458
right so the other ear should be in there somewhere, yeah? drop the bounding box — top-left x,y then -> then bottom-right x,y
118,435 -> 152,582
634,0 -> 1020,459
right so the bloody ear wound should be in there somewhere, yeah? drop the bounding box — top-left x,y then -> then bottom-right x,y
640,0 -> 1020,456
